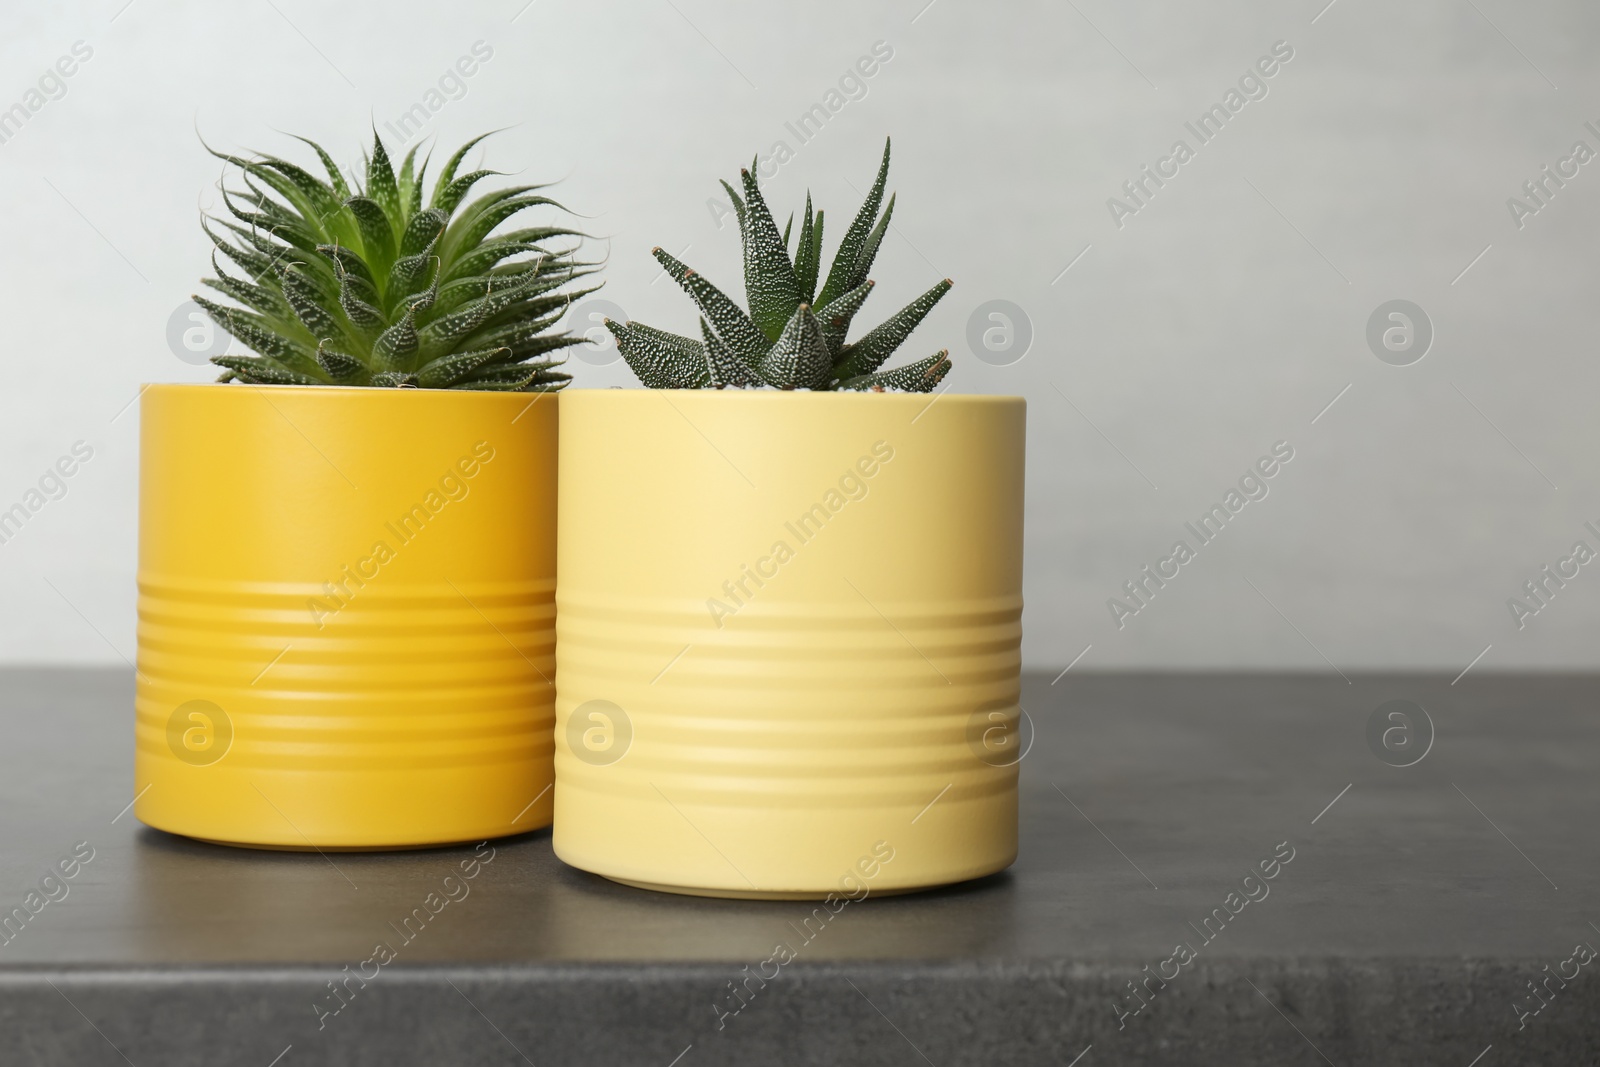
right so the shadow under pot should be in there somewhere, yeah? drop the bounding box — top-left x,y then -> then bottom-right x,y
135,383 -> 558,849
553,388 -> 1026,898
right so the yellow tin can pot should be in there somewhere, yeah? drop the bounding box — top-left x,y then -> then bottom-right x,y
554,389 -> 1025,897
135,384 -> 557,849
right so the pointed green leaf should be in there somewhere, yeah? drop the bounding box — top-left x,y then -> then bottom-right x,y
287,135 -> 351,200
399,208 -> 448,258
414,272 -> 540,359
500,332 -> 587,362
837,350 -> 951,393
793,195 -> 821,306
397,142 -> 424,217
204,219 -> 279,283
211,354 -> 322,386
386,251 -> 438,314
442,194 -> 563,262
367,132 -> 402,225
343,196 -> 396,269
201,264 -> 288,319
441,227 -> 584,282
434,169 -> 503,218
402,271 -> 441,318
206,146 -> 326,231
701,317 -> 760,389
430,131 -> 499,207
833,278 -> 951,380
258,155 -> 343,223
279,263 -> 342,341
738,167 -> 801,341
330,257 -> 386,333
607,319 -> 710,389
719,179 -> 746,235
315,243 -> 379,303
850,192 -> 894,292
815,279 -> 873,357
416,346 -> 513,388
315,342 -> 369,383
434,261 -> 586,316
370,371 -> 419,388
192,296 -> 318,374
817,137 -> 890,308
757,304 -> 831,390
653,247 -> 770,362
372,308 -> 419,371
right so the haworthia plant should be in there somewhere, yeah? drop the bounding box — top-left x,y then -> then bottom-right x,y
607,138 -> 953,392
195,130 -> 596,390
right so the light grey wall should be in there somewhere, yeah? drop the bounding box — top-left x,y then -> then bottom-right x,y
1,0 -> 1597,672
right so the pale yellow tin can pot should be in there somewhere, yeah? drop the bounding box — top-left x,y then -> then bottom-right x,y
135,384 -> 557,849
554,389 -> 1025,897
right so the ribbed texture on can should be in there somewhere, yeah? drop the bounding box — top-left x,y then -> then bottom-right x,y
137,574 -> 554,772
556,590 -> 1019,805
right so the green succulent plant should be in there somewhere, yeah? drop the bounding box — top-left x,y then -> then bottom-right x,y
607,138 -> 952,392
195,131 -> 595,390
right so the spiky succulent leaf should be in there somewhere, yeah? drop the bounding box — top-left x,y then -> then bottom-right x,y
757,305 -> 831,390
344,196 -> 396,266
193,296 -> 317,372
434,170 -> 500,218
832,278 -> 952,381
416,346 -> 512,388
202,264 -> 288,319
316,243 -> 379,298
653,247 -> 770,362
608,320 -> 710,389
444,228 -> 584,282
198,130 -> 590,390
366,134 -> 401,225
719,179 -> 746,235
332,258 -> 386,334
417,273 -> 541,360
701,318 -> 761,389
815,279 -> 874,358
398,208 -> 448,258
430,132 -> 497,206
287,135 -> 351,200
315,342 -> 368,383
793,196 -> 821,305
444,193 -> 563,261
738,168 -> 801,341
816,138 -> 890,309
278,263 -> 342,341
371,309 -> 419,371
213,354 -> 322,386
385,251 -> 438,313
397,143 -> 426,217
837,350 -> 951,393
851,193 -> 894,293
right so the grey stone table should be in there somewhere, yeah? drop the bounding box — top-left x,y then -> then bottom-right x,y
1,669 -> 1596,1066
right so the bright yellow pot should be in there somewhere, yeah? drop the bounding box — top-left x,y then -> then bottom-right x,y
135,383 -> 557,849
554,389 -> 1025,897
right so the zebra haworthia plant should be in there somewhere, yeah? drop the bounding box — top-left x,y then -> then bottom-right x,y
607,138 -> 953,392
195,131 -> 595,390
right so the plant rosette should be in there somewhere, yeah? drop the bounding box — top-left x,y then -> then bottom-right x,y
135,131 -> 582,848
554,389 -> 1024,896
